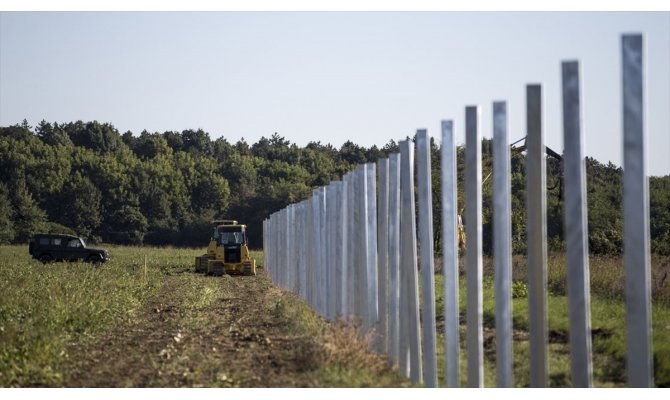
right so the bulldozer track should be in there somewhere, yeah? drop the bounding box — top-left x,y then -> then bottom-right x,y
61,271 -> 335,387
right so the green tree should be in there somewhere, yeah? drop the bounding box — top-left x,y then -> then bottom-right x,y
0,183 -> 15,244
63,120 -> 124,153
649,176 -> 670,255
134,131 -> 173,159
10,180 -> 47,243
108,204 -> 148,245
36,120 -> 74,148
53,172 -> 102,239
181,129 -> 213,157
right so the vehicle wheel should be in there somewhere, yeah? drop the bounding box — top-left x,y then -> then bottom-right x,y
87,255 -> 102,265
39,254 -> 53,264
243,265 -> 251,276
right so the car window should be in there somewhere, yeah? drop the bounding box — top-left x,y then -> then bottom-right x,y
51,238 -> 62,246
67,239 -> 81,248
39,238 -> 49,245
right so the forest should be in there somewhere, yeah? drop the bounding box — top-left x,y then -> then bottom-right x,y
0,119 -> 668,255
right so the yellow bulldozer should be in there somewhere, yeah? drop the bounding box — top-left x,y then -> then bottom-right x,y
195,220 -> 257,276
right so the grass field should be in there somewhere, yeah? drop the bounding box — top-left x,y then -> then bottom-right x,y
1,244 -> 668,387
432,253 -> 670,387
0,245 -> 410,387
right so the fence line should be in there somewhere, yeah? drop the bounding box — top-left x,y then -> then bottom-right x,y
262,33 -> 653,387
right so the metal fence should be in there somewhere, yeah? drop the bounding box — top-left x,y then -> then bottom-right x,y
262,33 -> 652,387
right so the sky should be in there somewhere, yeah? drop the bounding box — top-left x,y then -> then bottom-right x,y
1,11 -> 669,176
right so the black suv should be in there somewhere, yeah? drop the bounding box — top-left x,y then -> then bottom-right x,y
29,234 -> 110,264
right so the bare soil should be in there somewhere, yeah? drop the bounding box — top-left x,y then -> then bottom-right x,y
62,270 -> 401,387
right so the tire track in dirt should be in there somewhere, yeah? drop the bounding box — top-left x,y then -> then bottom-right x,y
63,270 -> 403,387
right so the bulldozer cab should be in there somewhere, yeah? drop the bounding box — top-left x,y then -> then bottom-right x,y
214,224 -> 247,246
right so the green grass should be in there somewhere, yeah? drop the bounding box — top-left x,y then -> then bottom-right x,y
272,290 -> 413,387
432,253 -> 670,387
0,245 -> 410,388
0,244 -> 201,386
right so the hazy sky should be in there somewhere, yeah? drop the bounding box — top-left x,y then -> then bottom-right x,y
1,12 -> 668,175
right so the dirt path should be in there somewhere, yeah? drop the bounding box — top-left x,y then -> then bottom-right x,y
63,270 -> 407,387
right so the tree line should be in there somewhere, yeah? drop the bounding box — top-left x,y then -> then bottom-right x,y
0,119 -> 668,255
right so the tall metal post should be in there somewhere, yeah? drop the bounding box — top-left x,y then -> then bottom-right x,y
416,129 -> 437,387
299,201 -> 308,300
336,181 -> 347,317
441,120 -> 460,388
622,33 -> 653,388
387,153 -> 401,367
287,208 -> 293,291
357,166 -> 369,328
263,218 -> 267,278
311,188 -> 322,311
493,101 -> 513,387
465,106 -> 483,388
326,183 -> 338,320
305,194 -> 316,306
346,171 -> 359,320
377,158 -> 390,355
562,61 -> 594,388
399,140 -> 423,384
319,187 -> 328,317
365,163 -> 379,339
526,84 -> 548,387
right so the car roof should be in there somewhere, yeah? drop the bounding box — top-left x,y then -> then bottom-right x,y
217,224 -> 246,229
34,233 -> 81,239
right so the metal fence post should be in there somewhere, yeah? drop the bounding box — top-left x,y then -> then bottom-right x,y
300,201 -> 308,300
416,129 -> 438,387
562,60 -> 594,388
270,215 -> 274,283
387,153 -> 401,367
296,202 -> 303,298
493,101 -> 513,388
336,181 -> 347,318
356,166 -> 369,328
441,120 -> 460,388
326,182 -> 339,321
345,171 -> 359,320
275,211 -> 281,287
400,139 -> 423,384
304,197 -> 312,304
465,106 -> 484,388
311,189 -> 321,310
291,207 -> 296,292
377,158 -> 389,355
263,218 -> 267,277
299,202 -> 306,296
622,33 -> 653,388
526,84 -> 549,387
287,205 -> 293,292
293,204 -> 298,293
318,186 -> 328,318
366,163 -> 379,343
